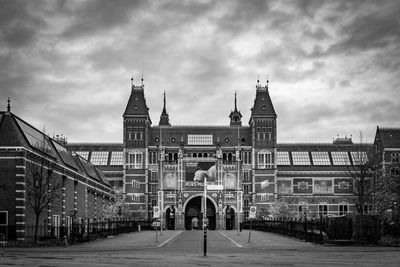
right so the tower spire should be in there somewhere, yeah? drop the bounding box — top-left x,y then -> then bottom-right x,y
266,75 -> 269,89
7,97 -> 11,112
257,75 -> 260,88
234,91 -> 238,112
163,90 -> 166,112
131,76 -> 133,88
159,90 -> 171,126
141,73 -> 144,87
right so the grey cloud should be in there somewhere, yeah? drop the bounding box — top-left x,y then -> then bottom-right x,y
0,0 -> 46,47
62,0 -> 147,39
328,3 -> 400,54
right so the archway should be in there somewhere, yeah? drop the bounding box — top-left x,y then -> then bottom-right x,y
184,196 -> 216,230
166,206 -> 176,230
225,206 -> 235,230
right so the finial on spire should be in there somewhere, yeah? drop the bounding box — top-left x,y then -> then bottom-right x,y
266,75 -> 269,89
7,97 -> 11,112
163,90 -> 166,110
141,73 -> 144,87
257,75 -> 260,88
131,76 -> 133,87
234,91 -> 238,111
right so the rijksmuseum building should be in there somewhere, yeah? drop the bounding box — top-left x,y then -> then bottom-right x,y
64,79 -> 398,231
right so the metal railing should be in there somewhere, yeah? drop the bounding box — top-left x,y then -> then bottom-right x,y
0,219 -> 153,247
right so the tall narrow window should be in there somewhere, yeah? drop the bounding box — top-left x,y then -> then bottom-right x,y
258,151 -> 273,169
127,152 -> 143,169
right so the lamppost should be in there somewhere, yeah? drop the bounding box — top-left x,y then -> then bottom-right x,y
203,174 -> 207,256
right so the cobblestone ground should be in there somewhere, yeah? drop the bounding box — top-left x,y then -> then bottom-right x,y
2,230 -> 400,266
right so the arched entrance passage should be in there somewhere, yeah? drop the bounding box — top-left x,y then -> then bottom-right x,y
166,206 -> 176,230
184,196 -> 216,230
225,206 -> 235,230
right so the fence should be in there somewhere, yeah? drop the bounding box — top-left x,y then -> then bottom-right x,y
242,215 -> 381,245
0,219 -> 153,247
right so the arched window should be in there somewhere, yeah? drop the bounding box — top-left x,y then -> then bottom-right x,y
204,152 -> 208,158
173,153 -> 178,162
168,153 -> 173,162
198,153 -> 202,158
193,153 -> 197,158
228,153 -> 232,163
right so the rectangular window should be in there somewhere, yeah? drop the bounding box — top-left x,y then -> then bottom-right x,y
151,199 -> 157,207
150,184 -> 158,193
258,151 -> 273,169
244,199 -> 249,208
243,151 -> 251,164
339,204 -> 349,216
243,171 -> 250,182
277,151 -> 290,165
318,204 -> 328,217
151,171 -> 158,182
110,151 -> 123,165
0,211 -> 8,225
243,185 -> 249,194
350,151 -> 368,165
131,194 -> 140,202
127,152 -> 143,169
187,134 -> 213,146
292,152 -> 311,165
391,152 -> 399,163
363,204 -> 372,214
331,152 -> 351,165
311,152 -> 331,165
90,151 -> 109,165
131,180 -> 140,189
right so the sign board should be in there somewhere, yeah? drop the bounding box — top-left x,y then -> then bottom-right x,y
153,206 -> 160,219
249,206 -> 257,219
207,184 -> 223,191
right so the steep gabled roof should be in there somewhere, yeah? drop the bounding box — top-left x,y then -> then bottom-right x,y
377,127 -> 400,148
250,85 -> 276,120
123,85 -> 151,122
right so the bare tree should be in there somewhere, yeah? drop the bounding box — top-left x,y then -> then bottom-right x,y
25,137 -> 63,244
346,133 -> 374,215
373,164 -> 400,222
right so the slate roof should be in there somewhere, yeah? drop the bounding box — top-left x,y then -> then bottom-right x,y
377,127 -> 400,149
250,85 -> 276,119
149,125 -> 252,147
123,85 -> 151,121
0,111 -> 111,188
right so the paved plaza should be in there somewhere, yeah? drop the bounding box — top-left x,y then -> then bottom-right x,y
2,230 -> 400,266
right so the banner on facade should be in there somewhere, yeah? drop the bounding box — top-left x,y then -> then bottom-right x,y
185,161 -> 216,190
164,172 -> 177,189
224,172 -> 236,189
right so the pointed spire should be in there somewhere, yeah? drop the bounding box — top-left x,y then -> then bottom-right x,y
234,91 -> 238,112
131,76 -> 134,88
257,75 -> 260,88
7,97 -> 11,112
266,75 -> 269,89
163,90 -> 167,112
159,90 -> 170,126
141,73 -> 144,87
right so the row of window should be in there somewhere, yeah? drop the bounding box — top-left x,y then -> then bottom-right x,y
74,151 -> 124,166
277,151 -> 367,166
391,152 -> 400,163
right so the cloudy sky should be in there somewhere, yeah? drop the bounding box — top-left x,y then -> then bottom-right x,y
1,0 -> 399,143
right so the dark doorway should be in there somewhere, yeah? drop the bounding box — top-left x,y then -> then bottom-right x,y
184,196 -> 216,230
166,206 -> 175,230
225,206 -> 235,230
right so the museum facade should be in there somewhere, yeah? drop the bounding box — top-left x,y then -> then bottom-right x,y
65,79 -> 379,230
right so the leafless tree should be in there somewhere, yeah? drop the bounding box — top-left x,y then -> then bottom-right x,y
25,137 -> 63,244
346,132 -> 374,215
373,164 -> 400,222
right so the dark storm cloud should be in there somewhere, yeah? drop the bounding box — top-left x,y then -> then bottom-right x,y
0,0 -> 399,142
61,0 -> 147,38
328,2 -> 400,54
0,0 -> 46,47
